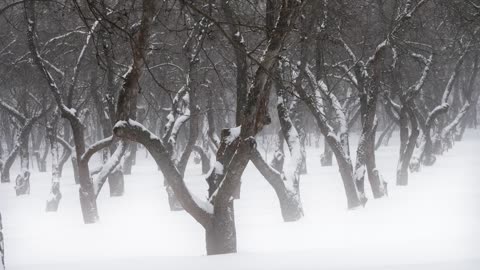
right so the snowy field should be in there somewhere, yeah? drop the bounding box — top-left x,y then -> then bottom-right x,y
1,130 -> 479,269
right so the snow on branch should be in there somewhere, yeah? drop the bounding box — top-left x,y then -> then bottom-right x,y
276,89 -> 302,192
406,52 -> 433,99
69,20 -> 100,95
93,140 -> 128,197
24,2 -> 75,120
426,103 -> 449,128
0,99 -> 26,123
80,136 -> 115,163
441,102 -> 470,138
339,37 -> 358,63
162,85 -> 188,143
113,119 -> 213,226
304,65 -> 348,135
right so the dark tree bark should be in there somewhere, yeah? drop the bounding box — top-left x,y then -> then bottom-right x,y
221,0 -> 248,125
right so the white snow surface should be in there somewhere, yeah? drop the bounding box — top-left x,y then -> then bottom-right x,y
1,130 -> 480,269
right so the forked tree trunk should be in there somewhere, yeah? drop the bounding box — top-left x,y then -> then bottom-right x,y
24,0 -> 99,223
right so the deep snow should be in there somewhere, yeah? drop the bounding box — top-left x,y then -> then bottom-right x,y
0,130 -> 479,269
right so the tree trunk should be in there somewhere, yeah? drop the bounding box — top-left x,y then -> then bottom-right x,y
291,99 -> 307,174
375,121 -> 395,150
205,202 -> 236,255
270,130 -> 285,172
0,213 -> 4,270
108,169 -> 125,197
192,145 -> 211,174
1,147 -> 18,183
320,139 -> 333,166
71,121 -> 98,223
165,182 -> 183,211
397,104 -> 420,186
78,159 -> 99,223
251,149 -> 303,221
122,143 -> 136,175
57,141 -> 72,178
365,125 -> 386,198
46,119 -> 62,211
14,171 -> 30,196
15,136 -> 31,195
71,156 -> 80,185
37,144 -> 48,172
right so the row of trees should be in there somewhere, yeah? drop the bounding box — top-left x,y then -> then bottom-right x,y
0,0 -> 479,259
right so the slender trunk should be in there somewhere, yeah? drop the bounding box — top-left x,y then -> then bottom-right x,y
0,213 -> 4,270
15,137 -> 31,196
71,156 -> 80,184
122,143 -> 136,175
46,119 -> 62,211
396,105 -> 420,186
365,124 -> 386,198
57,143 -> 72,177
320,139 -> 333,166
291,99 -> 307,174
38,142 -> 48,172
270,130 -> 285,172
375,121 -> 395,150
192,145 -> 211,174
251,149 -> 303,221
2,114 -> 14,154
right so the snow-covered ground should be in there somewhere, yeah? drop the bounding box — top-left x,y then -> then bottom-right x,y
1,130 -> 479,269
